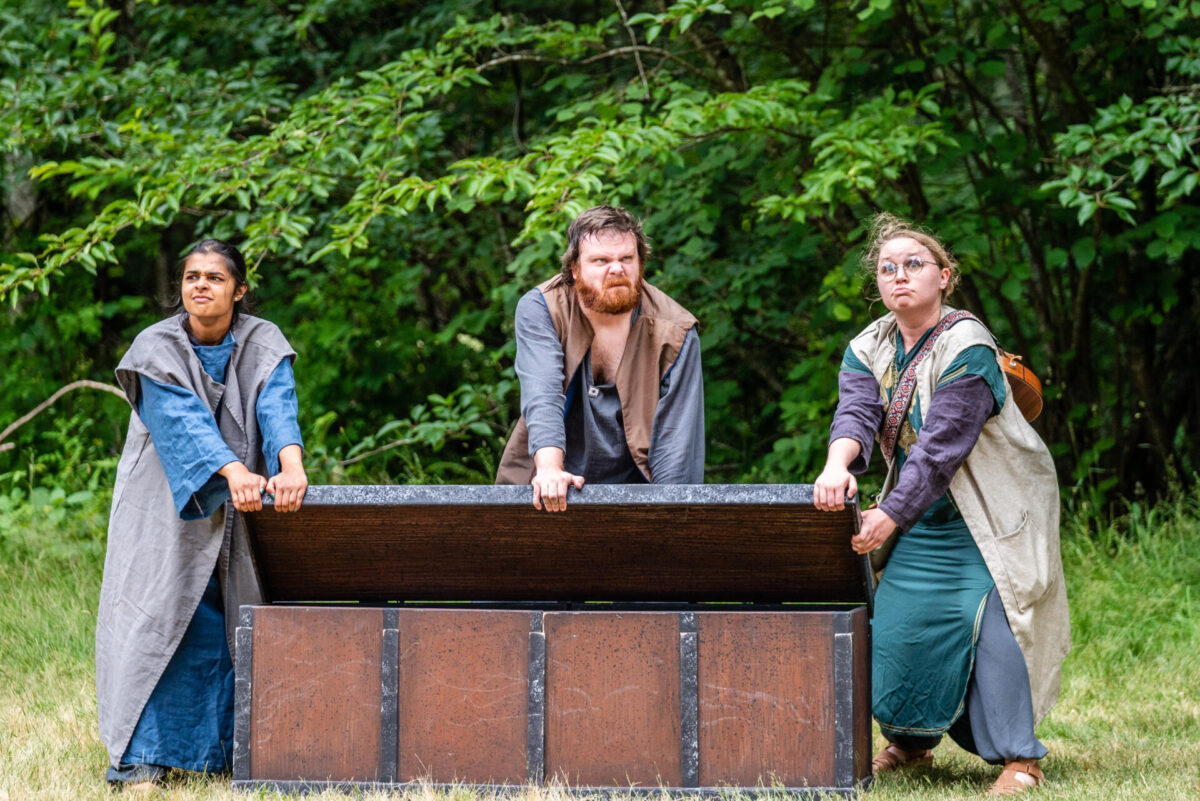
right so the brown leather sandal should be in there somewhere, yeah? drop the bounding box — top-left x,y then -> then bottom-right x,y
985,759 -> 1044,796
871,743 -> 934,774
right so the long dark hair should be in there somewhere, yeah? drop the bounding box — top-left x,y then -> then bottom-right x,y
165,239 -> 255,323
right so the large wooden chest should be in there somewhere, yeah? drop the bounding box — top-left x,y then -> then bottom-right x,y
232,484 -> 873,795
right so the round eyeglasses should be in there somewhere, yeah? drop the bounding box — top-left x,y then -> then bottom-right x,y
877,255 -> 929,280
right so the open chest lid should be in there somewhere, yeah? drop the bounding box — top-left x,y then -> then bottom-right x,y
241,484 -> 870,605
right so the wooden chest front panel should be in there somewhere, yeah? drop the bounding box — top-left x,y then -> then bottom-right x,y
697,612 -> 835,787
240,605 -> 869,792
543,612 -> 682,787
249,606 -> 383,782
396,609 -> 532,784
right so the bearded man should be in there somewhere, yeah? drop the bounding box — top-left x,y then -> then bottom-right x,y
495,205 -> 705,510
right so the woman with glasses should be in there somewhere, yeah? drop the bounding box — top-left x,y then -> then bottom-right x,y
96,239 -> 307,791
813,214 -> 1069,797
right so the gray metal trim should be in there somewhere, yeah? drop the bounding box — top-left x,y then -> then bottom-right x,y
527,611 -> 546,784
861,554 -> 877,617
832,619 -> 855,789
678,612 -> 699,787
232,606 -> 255,782
846,495 -> 874,616
380,609 -> 400,783
267,483 -> 819,508
314,601 -> 862,612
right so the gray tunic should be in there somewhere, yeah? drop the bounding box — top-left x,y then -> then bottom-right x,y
95,314 -> 295,768
566,350 -> 643,483
514,288 -> 704,483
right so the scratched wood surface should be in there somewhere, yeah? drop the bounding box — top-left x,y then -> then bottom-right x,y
543,612 -> 682,787
242,605 -> 870,790
243,488 -> 864,604
696,612 -> 834,787
249,606 -> 383,782
851,606 -> 872,781
395,609 -> 533,784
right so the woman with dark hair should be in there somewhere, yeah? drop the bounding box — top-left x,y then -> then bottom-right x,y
813,214 -> 1069,797
96,239 -> 307,789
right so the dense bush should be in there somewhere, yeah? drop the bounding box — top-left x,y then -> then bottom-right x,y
2,1 -> 1197,511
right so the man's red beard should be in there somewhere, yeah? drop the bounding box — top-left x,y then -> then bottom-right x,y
575,274 -> 642,314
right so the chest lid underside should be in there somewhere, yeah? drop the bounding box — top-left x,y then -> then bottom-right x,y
242,484 -> 868,605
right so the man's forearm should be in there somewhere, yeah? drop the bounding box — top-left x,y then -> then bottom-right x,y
533,446 -> 566,473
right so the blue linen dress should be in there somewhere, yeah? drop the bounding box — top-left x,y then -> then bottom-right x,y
107,328 -> 300,781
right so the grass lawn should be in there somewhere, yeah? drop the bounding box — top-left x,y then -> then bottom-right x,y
1,495 -> 1197,800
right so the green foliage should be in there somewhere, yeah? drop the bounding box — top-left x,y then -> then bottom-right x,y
0,410 -> 115,564
305,381 -> 513,485
1060,491 -> 1200,675
1,0 -> 1197,506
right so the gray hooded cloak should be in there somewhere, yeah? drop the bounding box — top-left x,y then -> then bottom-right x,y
95,314 -> 295,769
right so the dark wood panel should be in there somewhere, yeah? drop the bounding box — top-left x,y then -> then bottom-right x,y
395,610 -> 532,784
696,612 -> 835,787
250,607 -> 382,782
243,485 -> 863,603
544,613 -> 681,787
852,607 -> 872,783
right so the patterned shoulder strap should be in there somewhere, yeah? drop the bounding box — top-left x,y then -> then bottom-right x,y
879,310 -> 978,463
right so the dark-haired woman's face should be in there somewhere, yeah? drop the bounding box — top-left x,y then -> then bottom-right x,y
181,253 -> 246,328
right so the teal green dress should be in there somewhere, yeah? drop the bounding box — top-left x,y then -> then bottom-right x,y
845,328 -> 1005,738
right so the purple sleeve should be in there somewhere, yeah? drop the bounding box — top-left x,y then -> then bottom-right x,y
878,374 -> 994,531
829,370 -> 884,474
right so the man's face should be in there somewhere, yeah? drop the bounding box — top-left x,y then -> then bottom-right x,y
572,230 -> 642,315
